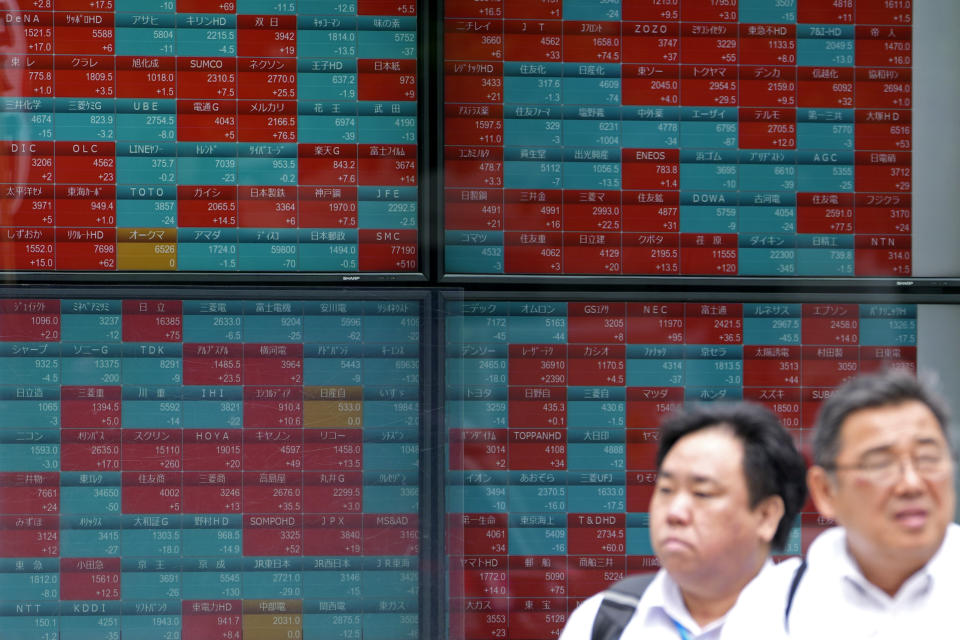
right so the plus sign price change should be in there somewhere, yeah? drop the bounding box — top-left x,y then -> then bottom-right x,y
0,0 -> 419,273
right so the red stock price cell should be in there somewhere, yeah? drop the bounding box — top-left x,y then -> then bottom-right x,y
563,190 -> 623,232
243,514 -> 302,556
448,429 -> 508,471
743,347 -> 802,387
456,514 -> 508,556
680,233 -> 738,274
855,26 -> 911,67
237,100 -> 297,143
562,21 -> 621,63
0,141 -> 55,186
507,387 -> 566,429
798,0 -> 855,24
444,189 -> 501,231
237,15 -> 297,57
177,100 -> 237,142
182,472 -> 242,514
625,303 -> 683,344
856,110 -> 911,151
681,65 -> 738,106
0,299 -> 60,341
53,55 -> 115,97
510,555 -> 568,597
445,146 -> 503,190
622,191 -> 680,232
358,0 -> 416,16
182,600 -> 243,640
121,300 -> 182,341
54,185 -> 116,227
239,58 -> 297,100
363,513 -> 418,555
568,556 -> 626,598
299,144 -> 358,187
801,346 -> 858,387
298,186 -> 360,229
303,429 -> 363,470
182,430 -> 242,471
60,386 -> 121,428
52,12 -> 114,56
445,104 -> 503,146
797,67 -> 854,108
622,64 -> 680,106
626,387 -> 683,427
357,229 -> 417,271
358,144 -> 416,185
177,185 -> 237,228
801,304 -> 859,344
798,193 -> 854,234
570,344 -> 627,386
303,471 -> 362,513
738,108 -> 796,149
855,234 -> 910,276
680,23 -> 738,65
303,514 -> 363,555
681,1 -> 737,22
508,429 -> 566,470
739,24 -> 797,65
243,471 -> 302,513
508,344 -> 566,386
242,429 -> 303,471
183,344 -> 243,385
1,232 -> 56,270
445,61 -> 504,103
177,57 -> 236,98
503,231 -> 562,273
567,514 -> 625,555
861,347 -> 917,375
61,429 -> 120,471
242,343 -> 303,385
116,57 -> 176,98
53,142 -> 115,184
563,232 -> 622,274
0,516 -> 59,557
855,193 -> 911,234
626,471 -> 657,512
242,387 -> 303,428
61,558 -> 121,600
568,302 -> 626,344
623,0 -> 679,21
504,20 -> 561,63
623,233 -> 680,274
503,190 -> 561,232
626,428 -> 659,469
855,151 -> 911,193
856,69 -> 911,109
740,65 -> 796,107
622,149 -> 680,190
622,23 -> 679,64
0,473 -> 59,515
742,388 -> 802,428
444,21 -> 504,61
121,429 -> 182,471
358,59 -> 416,101
122,471 -> 182,514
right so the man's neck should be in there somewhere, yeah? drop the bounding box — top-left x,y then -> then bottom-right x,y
849,546 -> 932,598
678,555 -> 767,628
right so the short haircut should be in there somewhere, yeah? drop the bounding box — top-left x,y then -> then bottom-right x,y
813,369 -> 953,469
656,402 -> 807,550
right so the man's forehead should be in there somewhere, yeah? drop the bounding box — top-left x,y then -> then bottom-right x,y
837,400 -> 946,453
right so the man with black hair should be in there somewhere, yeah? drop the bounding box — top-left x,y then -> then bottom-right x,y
783,369 -> 958,638
558,401 -> 807,640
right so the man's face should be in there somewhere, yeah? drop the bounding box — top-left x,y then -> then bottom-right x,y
810,400 -> 956,568
650,426 -> 781,588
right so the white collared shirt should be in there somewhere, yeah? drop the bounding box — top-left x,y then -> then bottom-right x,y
785,523 -> 960,639
557,559 -> 787,640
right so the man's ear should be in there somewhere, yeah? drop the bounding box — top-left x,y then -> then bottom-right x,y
806,465 -> 838,522
755,494 -> 785,545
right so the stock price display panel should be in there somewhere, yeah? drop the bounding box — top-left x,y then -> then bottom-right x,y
445,298 -> 916,640
444,1 -> 914,277
0,0 -> 419,273
0,294 -> 422,639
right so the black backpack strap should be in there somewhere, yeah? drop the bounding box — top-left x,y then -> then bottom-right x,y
590,573 -> 657,640
784,558 -> 807,633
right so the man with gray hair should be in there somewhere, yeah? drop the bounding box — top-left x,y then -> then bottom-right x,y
783,369 -> 959,638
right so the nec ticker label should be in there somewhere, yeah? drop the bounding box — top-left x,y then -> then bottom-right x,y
443,1 -> 912,276
0,0 -> 418,272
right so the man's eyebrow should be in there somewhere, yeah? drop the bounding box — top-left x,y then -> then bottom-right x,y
858,437 -> 946,459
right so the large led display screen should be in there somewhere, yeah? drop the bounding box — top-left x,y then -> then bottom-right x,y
0,293 -> 423,639
442,1 -> 960,278
0,0 -> 419,273
444,297 -> 924,639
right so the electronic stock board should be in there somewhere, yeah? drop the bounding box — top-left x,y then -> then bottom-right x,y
0,0 -> 420,274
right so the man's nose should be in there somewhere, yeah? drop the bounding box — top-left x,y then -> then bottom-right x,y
665,492 -> 693,524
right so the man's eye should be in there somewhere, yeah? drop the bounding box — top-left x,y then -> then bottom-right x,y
693,492 -> 714,499
656,486 -> 673,495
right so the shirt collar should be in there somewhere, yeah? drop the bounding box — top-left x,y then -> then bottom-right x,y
646,561 -> 775,636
